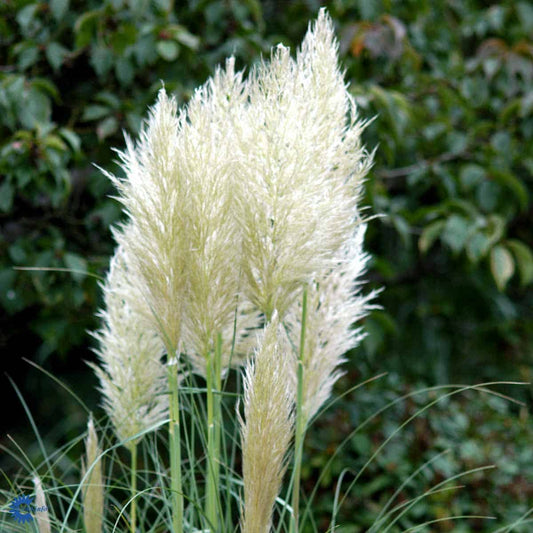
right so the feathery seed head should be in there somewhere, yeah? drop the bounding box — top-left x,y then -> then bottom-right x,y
91,243 -> 169,447
81,416 -> 104,533
240,314 -> 295,533
33,476 -> 51,533
287,224 -> 379,425
234,8 -> 372,319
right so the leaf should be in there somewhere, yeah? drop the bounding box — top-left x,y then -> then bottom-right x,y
90,46 -> 113,78
491,168 -> 529,212
17,45 -> 40,70
74,10 -> 100,48
157,40 -> 180,61
517,2 -> 533,33
19,87 -> 51,129
441,214 -> 471,254
459,164 -> 485,192
50,0 -> 70,21
44,134 -> 67,152
31,78 -> 60,101
82,105 -> 110,121
490,245 -> 515,291
16,4 -> 39,32
64,253 -> 88,282
506,239 -> 533,285
0,181 -> 14,212
46,42 -> 69,71
419,219 -> 445,254
59,128 -> 81,153
485,214 -> 506,246
466,231 -> 491,263
96,116 -> 118,141
115,57 -> 134,85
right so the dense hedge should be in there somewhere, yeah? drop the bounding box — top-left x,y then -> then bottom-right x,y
1,0 -> 532,528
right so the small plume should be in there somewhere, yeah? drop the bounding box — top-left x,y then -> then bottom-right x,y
81,416 -> 104,533
287,225 -> 379,425
33,475 -> 51,533
239,314 -> 296,533
90,242 -> 169,447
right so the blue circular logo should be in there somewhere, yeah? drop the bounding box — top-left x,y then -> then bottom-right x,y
9,495 -> 34,524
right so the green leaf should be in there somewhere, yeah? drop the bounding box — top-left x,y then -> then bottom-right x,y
17,45 -> 40,70
517,2 -> 533,33
0,181 -> 14,212
82,105 -> 110,121
64,253 -> 88,282
476,180 -> 500,212
59,128 -> 81,153
115,57 -> 134,85
96,116 -> 118,141
466,231 -> 491,263
491,169 -> 529,212
459,164 -> 485,192
110,23 -> 138,54
441,214 -> 471,254
90,46 -> 113,78
46,42 -> 69,71
485,214 -> 506,246
44,134 -> 67,152
166,26 -> 201,50
19,87 -> 51,129
157,40 -> 180,61
490,245 -> 515,291
419,219 -> 445,254
31,78 -> 60,101
506,240 -> 533,286
74,10 -> 100,48
16,4 -> 39,32
50,0 -> 70,21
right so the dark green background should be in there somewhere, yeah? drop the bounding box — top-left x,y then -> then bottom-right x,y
1,0 -> 532,530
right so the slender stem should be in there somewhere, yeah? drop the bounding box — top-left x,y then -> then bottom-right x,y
130,443 -> 137,533
291,289 -> 308,533
167,351 -> 184,533
205,334 -> 222,531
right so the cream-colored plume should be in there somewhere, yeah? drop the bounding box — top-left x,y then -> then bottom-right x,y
102,92 -> 186,351
105,72 -> 260,376
287,225 -> 378,425
91,244 -> 169,447
81,416 -> 104,533
33,475 -> 51,533
234,8 -> 372,319
239,315 -> 295,533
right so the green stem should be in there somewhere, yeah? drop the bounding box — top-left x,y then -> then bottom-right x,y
205,334 -> 222,531
130,443 -> 137,533
291,289 -> 308,533
167,351 -> 184,533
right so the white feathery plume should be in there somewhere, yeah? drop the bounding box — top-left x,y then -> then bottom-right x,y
287,224 -> 378,425
90,243 -> 168,448
103,92 -> 186,351
106,75 -> 260,376
175,60 -> 260,373
234,8 -> 372,319
239,314 -> 295,533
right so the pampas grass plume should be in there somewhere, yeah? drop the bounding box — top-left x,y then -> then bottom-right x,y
239,314 -> 295,533
81,416 -> 104,533
33,475 -> 51,533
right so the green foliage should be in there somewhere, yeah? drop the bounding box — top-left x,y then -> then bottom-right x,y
304,375 -> 533,532
1,1 -> 532,529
